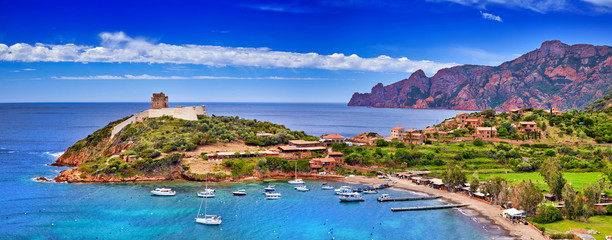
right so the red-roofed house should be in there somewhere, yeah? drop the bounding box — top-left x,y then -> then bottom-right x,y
328,151 -> 344,164
310,158 -> 336,173
463,118 -> 483,128
321,134 -> 345,145
391,127 -> 405,140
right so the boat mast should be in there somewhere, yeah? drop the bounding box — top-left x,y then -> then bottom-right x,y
295,161 -> 298,180
204,173 -> 208,216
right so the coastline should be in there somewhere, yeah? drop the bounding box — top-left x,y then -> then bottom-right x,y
343,175 -> 546,240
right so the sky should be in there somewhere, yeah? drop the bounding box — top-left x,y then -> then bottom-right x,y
1,0 -> 611,103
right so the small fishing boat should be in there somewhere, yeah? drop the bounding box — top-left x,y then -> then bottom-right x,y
339,192 -> 365,202
232,189 -> 247,196
363,189 -> 378,194
377,194 -> 391,201
151,188 -> 176,196
322,185 -> 334,190
334,186 -> 352,195
195,173 -> 221,225
265,192 -> 282,200
264,185 -> 276,192
295,185 -> 310,192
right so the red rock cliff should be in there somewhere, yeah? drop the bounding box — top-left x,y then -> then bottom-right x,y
348,41 -> 612,111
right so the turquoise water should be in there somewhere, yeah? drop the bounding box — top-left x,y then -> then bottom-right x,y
0,103 -> 504,239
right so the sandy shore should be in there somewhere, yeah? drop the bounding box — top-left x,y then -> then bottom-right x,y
345,175 -> 546,240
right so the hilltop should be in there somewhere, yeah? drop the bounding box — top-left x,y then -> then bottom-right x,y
348,41 -> 612,111
583,90 -> 612,111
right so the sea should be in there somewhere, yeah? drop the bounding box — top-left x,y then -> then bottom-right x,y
0,103 -> 509,239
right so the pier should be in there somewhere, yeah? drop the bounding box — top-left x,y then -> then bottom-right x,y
391,204 -> 468,212
378,195 -> 441,202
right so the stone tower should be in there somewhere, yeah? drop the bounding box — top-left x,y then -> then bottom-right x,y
151,92 -> 169,109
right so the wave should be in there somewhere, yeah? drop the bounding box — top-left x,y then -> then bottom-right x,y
44,151 -> 65,158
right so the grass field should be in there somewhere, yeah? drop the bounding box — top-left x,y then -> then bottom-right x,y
532,216 -> 612,240
472,172 -> 608,194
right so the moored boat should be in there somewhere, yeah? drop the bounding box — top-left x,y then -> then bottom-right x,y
363,189 -> 378,194
339,192 -> 365,202
265,192 -> 282,200
322,185 -> 334,190
264,185 -> 276,192
151,188 -> 176,196
334,186 -> 352,195
195,173 -> 221,225
233,189 -> 247,196
295,185 -> 310,192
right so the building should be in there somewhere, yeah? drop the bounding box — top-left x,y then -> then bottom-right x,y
423,127 -> 438,134
321,134 -> 345,145
550,108 -> 562,116
518,121 -> 540,133
255,131 -> 273,137
206,150 -> 279,160
509,109 -> 523,115
463,118 -> 483,128
455,113 -> 469,124
442,119 -> 458,129
278,140 -> 326,153
151,92 -> 169,109
309,158 -> 336,173
405,133 -> 425,145
328,151 -> 345,164
112,93 -> 206,137
473,127 -> 497,139
391,127 -> 405,140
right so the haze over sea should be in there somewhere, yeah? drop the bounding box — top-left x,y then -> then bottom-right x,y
0,103 -> 509,239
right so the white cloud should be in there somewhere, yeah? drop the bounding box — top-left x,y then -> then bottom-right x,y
22,68 -> 36,71
431,0 -> 568,13
480,11 -> 503,22
0,32 -> 455,74
51,74 -> 351,81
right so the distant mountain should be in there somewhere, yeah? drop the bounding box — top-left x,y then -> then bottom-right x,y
348,41 -> 612,111
583,90 -> 612,111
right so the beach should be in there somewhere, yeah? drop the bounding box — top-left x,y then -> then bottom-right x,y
345,175 -> 546,240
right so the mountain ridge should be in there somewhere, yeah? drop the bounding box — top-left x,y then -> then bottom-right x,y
348,40 -> 612,111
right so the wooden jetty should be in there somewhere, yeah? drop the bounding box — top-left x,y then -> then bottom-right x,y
378,196 -> 441,202
391,204 -> 468,212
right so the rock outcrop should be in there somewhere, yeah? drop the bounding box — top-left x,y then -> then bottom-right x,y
348,41 -> 612,111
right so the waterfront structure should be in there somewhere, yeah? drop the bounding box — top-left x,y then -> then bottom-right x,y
112,93 -> 206,137
391,127 -> 405,140
473,127 -> 497,139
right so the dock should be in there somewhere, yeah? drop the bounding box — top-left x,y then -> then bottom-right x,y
378,196 -> 441,202
391,204 -> 468,212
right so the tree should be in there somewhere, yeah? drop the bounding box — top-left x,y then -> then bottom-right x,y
562,184 -> 582,220
532,205 -> 563,224
604,165 -> 612,184
511,180 -> 543,217
469,171 -> 480,193
482,109 -> 496,119
473,138 -> 484,147
442,163 -> 466,192
376,139 -> 389,147
582,183 -> 602,223
484,176 -> 506,205
548,171 -> 567,201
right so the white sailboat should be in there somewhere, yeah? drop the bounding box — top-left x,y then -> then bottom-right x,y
288,161 -> 304,185
196,173 -> 221,225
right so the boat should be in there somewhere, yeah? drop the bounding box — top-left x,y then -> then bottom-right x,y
334,186 -> 352,195
295,185 -> 310,192
232,189 -> 247,196
264,185 -> 276,192
337,188 -> 354,196
322,185 -> 334,190
195,173 -> 221,225
377,194 -> 391,201
197,177 -> 215,198
339,192 -> 365,202
151,188 -> 176,196
265,192 -> 282,200
363,189 -> 378,194
288,161 -> 305,185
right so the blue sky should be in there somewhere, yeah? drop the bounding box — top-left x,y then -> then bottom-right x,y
1,0 -> 611,103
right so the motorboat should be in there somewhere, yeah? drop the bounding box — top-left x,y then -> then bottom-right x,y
377,194 -> 391,201
195,173 -> 221,225
151,188 -> 176,196
196,214 -> 222,225
265,192 -> 282,200
264,185 -> 276,192
334,186 -> 352,195
337,188 -> 354,196
232,189 -> 247,196
339,192 -> 365,202
295,185 -> 310,192
197,189 -> 215,198
363,189 -> 378,194
322,185 -> 334,190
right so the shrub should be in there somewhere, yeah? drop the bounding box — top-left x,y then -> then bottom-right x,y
517,162 -> 533,172
376,139 -> 389,147
473,138 -> 484,147
162,144 -> 177,153
606,204 -> 612,215
532,205 -> 563,224
550,233 -> 575,239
